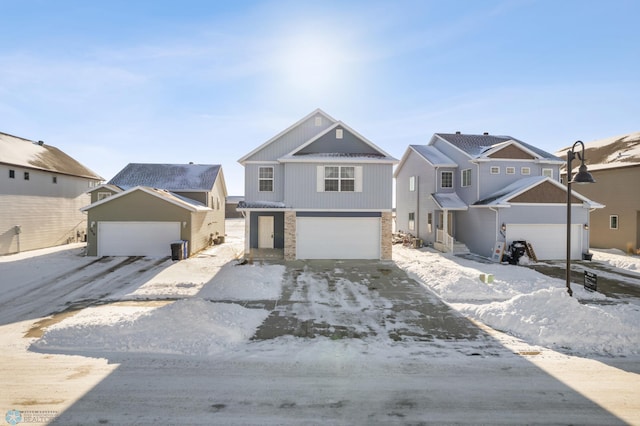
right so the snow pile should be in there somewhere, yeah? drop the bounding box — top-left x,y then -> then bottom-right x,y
591,248 -> 640,272
34,299 -> 269,356
394,245 -> 640,355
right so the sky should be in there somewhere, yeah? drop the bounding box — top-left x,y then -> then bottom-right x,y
1,0 -> 639,196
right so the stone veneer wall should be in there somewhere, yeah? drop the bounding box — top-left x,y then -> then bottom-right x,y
381,211 -> 393,260
284,211 -> 296,260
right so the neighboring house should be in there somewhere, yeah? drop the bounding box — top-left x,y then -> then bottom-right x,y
225,196 -> 244,219
556,131 -> 640,254
237,109 -> 398,260
0,131 -> 103,255
82,163 -> 227,257
395,133 -> 603,260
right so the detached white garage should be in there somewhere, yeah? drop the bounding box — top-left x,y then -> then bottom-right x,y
506,224 -> 582,260
296,216 -> 381,259
97,221 -> 180,257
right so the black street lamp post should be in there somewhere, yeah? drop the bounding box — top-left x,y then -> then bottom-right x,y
566,140 -> 595,296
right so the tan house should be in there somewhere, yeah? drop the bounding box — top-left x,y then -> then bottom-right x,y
0,131 -> 102,255
557,131 -> 640,254
82,163 -> 227,257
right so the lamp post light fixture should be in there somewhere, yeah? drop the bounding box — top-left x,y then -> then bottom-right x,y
566,140 -> 595,297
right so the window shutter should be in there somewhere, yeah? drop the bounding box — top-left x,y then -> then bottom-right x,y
355,166 -> 363,192
317,166 -> 325,192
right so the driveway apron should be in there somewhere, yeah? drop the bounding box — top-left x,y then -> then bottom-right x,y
253,260 -> 490,344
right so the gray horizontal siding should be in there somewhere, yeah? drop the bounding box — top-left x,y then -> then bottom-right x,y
244,114 -> 334,162
284,163 -> 393,210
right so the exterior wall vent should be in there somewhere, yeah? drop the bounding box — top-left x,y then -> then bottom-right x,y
455,131 -> 461,134
483,132 -> 489,135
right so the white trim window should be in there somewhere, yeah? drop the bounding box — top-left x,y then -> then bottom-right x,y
408,212 -> 415,231
440,171 -> 453,188
610,215 -> 619,230
490,166 -> 500,175
317,165 -> 362,192
506,167 -> 515,175
409,176 -> 416,192
542,168 -> 553,178
461,169 -> 471,187
97,192 -> 112,201
259,167 -> 274,192
521,167 -> 531,175
336,128 -> 344,139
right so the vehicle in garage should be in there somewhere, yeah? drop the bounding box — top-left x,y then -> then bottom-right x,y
82,164 -> 227,257
237,109 -> 398,260
395,134 -> 603,260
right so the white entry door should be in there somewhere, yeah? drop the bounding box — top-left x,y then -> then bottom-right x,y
258,216 -> 274,248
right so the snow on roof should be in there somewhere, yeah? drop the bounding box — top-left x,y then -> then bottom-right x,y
431,193 -> 468,210
237,200 -> 287,209
108,163 -> 221,191
410,145 -> 457,167
556,131 -> 640,172
0,131 -> 103,179
436,133 -> 562,161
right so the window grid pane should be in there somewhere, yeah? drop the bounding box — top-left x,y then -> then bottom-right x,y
441,172 -> 453,188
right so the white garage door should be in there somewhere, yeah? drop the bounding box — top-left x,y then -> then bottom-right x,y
296,217 -> 380,259
506,224 -> 582,260
98,222 -> 181,257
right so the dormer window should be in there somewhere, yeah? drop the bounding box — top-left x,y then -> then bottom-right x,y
336,128 -> 343,139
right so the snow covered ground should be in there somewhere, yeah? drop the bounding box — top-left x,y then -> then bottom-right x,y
1,219 -> 639,425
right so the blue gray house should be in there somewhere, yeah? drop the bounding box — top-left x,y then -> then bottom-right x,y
395,133 -> 603,260
238,109 -> 398,260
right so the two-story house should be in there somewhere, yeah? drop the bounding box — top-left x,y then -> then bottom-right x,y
238,109 -> 398,260
395,133 -> 603,260
1,131 -> 103,255
82,163 -> 227,257
556,131 -> 640,254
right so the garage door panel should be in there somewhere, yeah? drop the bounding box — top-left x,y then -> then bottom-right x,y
506,224 -> 581,260
98,222 -> 181,257
297,217 -> 380,259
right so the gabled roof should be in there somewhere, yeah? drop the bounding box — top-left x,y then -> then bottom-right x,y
280,120 -> 397,163
0,131 -> 103,180
81,186 -> 210,212
87,184 -> 122,194
555,130 -> 640,173
394,145 -> 457,178
108,163 -> 221,192
473,176 -> 603,208
238,108 -> 338,164
434,133 -> 562,162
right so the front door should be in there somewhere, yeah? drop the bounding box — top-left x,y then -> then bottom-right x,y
258,216 -> 274,249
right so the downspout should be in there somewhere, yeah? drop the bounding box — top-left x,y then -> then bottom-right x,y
415,176 -> 419,239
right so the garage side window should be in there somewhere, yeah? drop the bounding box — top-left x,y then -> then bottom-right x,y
259,167 -> 274,192
408,212 -> 415,231
610,215 -> 619,230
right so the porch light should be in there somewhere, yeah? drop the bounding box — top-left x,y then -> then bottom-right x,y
501,223 -> 506,232
566,140 -> 595,297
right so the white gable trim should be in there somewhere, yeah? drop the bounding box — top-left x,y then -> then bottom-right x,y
394,145 -> 457,178
237,109 -> 338,164
432,134 -> 475,159
81,186 -> 209,212
480,140 -> 542,160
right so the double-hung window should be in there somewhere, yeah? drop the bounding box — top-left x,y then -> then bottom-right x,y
441,171 -> 453,188
461,169 -> 471,187
324,166 -> 354,192
259,167 -> 274,192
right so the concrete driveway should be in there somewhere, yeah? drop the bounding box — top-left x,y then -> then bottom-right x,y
251,259 -> 499,350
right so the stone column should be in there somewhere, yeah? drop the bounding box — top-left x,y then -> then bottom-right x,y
284,211 -> 296,260
381,211 -> 393,260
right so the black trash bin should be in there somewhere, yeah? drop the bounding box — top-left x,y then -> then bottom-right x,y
171,241 -> 184,261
